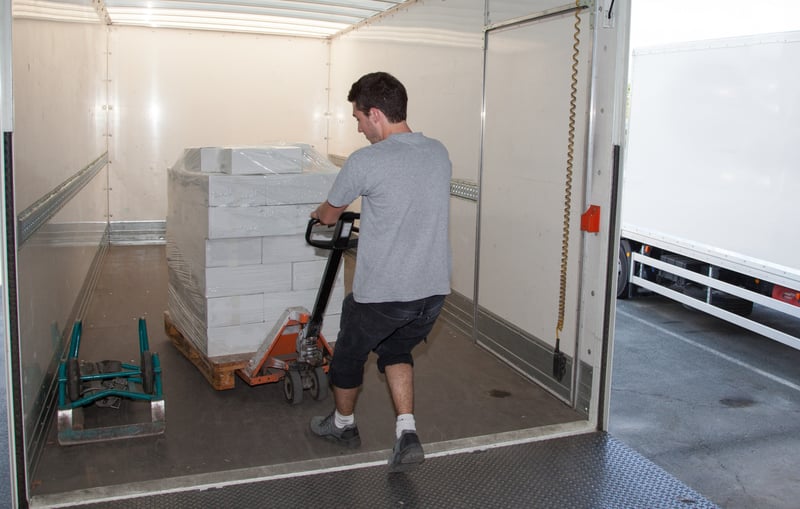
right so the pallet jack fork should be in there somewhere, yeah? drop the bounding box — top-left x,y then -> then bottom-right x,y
237,212 -> 359,405
56,318 -> 165,445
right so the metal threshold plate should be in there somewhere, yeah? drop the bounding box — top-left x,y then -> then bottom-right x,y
50,431 -> 717,508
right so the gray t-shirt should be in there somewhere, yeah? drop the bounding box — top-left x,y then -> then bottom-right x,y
327,132 -> 452,303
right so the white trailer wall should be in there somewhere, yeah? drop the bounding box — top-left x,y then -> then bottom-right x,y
328,0 -> 485,299
11,17 -> 108,461
12,19 -> 107,212
108,27 -> 331,222
478,8 -> 588,401
623,33 -> 800,278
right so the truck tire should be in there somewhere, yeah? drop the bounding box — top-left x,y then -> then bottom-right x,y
617,240 -> 632,298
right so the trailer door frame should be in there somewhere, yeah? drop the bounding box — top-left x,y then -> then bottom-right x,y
476,0 -> 630,428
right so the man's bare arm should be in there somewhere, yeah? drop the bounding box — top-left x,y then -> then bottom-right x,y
310,201 -> 348,226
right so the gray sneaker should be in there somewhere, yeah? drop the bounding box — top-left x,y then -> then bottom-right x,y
310,412 -> 361,448
388,430 -> 425,473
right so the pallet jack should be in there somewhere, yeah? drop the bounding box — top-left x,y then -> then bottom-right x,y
236,211 -> 359,405
56,318 -> 165,445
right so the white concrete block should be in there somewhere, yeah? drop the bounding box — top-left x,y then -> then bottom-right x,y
167,280 -> 209,353
206,237 -> 262,267
207,293 -> 264,328
208,174 -> 267,206
263,173 -> 336,205
262,234 -> 326,264
322,313 -> 341,343
166,232 -> 204,284
168,280 -> 345,357
206,312 -> 340,357
166,144 -> 344,358
205,263 -> 292,298
221,146 -> 303,175
167,182 -> 210,237
207,204 -> 314,239
262,284 -> 346,325
183,147 -> 225,172
206,322 -> 271,357
167,237 -> 265,292
293,259 -> 342,291
262,290 -> 314,327
172,171 -> 334,208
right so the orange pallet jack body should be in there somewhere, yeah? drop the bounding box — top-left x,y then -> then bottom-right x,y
235,212 -> 358,405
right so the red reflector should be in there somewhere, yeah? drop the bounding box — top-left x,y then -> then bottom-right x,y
772,285 -> 800,307
580,205 -> 601,233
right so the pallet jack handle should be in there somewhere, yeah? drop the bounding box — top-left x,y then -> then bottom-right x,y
304,211 -> 359,338
138,317 -> 150,352
67,321 -> 83,359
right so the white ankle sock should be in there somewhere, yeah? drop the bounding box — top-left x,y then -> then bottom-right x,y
396,413 -> 416,438
335,410 -> 354,429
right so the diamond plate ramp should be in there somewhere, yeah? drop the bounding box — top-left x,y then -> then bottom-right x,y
70,432 -> 717,508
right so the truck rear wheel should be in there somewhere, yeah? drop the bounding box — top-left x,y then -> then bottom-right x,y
617,240 -> 632,298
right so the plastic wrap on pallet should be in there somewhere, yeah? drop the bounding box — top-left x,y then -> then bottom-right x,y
166,231 -> 344,298
165,144 -> 346,357
206,237 -> 263,267
180,143 -> 338,175
207,293 -> 265,328
167,175 -> 316,239
204,310 -> 342,357
205,263 -> 292,297
166,273 -> 345,357
167,166 -> 336,208
261,289 -> 345,329
207,204 -> 317,239
221,145 -> 303,174
183,147 -> 225,173
167,147 -> 338,240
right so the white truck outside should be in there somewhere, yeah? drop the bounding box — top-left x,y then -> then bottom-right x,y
619,31 -> 800,350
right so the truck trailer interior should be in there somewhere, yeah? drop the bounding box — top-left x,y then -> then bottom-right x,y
0,0 -> 744,507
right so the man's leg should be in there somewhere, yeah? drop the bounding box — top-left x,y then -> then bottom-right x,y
310,294 -> 366,448
385,362 -> 424,472
381,296 -> 446,472
333,385 -> 360,415
385,363 -> 414,415
310,383 -> 361,448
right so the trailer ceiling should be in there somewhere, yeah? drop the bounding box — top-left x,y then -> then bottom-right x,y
13,0 -> 411,38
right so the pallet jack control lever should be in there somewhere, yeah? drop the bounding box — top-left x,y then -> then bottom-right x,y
305,211 -> 360,250
303,211 -> 359,342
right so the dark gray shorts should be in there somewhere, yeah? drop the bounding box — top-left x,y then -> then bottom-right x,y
329,293 -> 447,389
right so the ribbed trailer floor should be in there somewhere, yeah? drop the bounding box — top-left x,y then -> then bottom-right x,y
29,245 -> 716,508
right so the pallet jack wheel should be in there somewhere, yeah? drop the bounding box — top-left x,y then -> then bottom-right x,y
67,358 -> 81,402
141,351 -> 155,395
283,370 -> 303,405
309,366 -> 328,401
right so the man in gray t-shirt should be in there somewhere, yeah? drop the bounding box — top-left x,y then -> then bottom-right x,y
310,72 -> 451,473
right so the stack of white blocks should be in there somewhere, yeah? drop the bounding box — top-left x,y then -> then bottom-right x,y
166,145 -> 345,358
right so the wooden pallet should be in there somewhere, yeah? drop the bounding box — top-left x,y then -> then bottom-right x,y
163,311 -> 250,390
